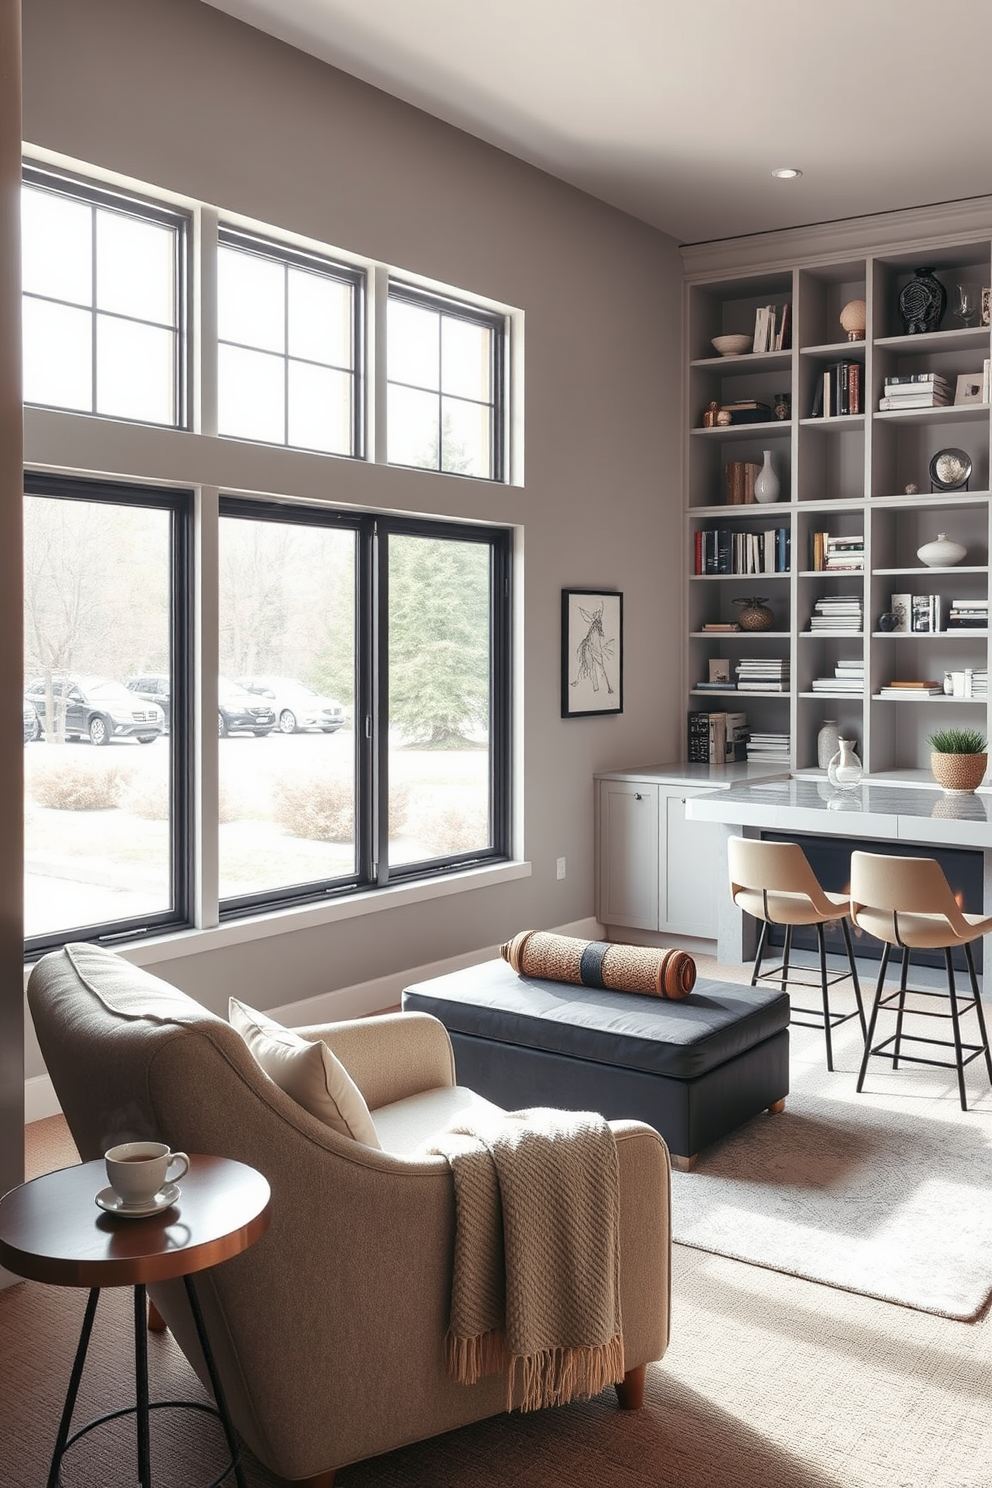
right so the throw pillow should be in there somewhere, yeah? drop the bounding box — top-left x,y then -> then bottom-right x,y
229,998 -> 381,1148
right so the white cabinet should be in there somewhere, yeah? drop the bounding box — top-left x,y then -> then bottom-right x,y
597,775 -> 723,939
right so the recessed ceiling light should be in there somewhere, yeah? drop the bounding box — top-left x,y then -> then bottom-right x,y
771,167 -> 802,180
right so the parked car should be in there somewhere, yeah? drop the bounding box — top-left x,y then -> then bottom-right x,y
237,676 -> 347,734
23,697 -> 40,744
218,678 -> 276,737
24,674 -> 165,746
126,675 -> 277,737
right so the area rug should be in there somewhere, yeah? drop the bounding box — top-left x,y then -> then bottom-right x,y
670,985 -> 992,1321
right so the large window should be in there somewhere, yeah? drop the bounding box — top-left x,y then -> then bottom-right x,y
387,283 -> 505,480
217,230 -> 364,457
21,166 -> 187,427
23,476 -> 192,955
218,502 -> 510,917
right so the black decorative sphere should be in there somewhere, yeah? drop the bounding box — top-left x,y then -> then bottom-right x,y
899,268 -> 946,335
878,612 -> 900,632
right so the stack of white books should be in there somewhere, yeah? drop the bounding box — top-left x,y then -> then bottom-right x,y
947,599 -> 989,630
808,596 -> 863,632
811,660 -> 865,693
878,680 -> 944,698
824,535 -> 864,570
878,373 -> 951,411
746,732 -> 791,761
735,658 -> 790,692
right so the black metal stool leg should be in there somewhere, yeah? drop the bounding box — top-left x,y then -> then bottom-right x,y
892,947 -> 910,1070
751,919 -> 769,987
134,1283 -> 152,1488
183,1275 -> 247,1488
48,1286 -> 100,1488
964,941 -> 992,1084
841,916 -> 867,1040
857,942 -> 890,1093
781,925 -> 793,994
816,923 -> 834,1072
944,948 -> 969,1111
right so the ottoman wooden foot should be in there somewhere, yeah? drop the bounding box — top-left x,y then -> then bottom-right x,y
767,1098 -> 786,1114
670,1153 -> 698,1173
615,1363 -> 647,1410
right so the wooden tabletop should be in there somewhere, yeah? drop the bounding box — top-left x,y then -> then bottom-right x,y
0,1155 -> 271,1288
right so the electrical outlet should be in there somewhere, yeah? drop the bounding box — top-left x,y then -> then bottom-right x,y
556,857 -> 566,880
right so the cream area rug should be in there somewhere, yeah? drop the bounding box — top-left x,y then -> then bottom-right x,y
671,957 -> 992,1321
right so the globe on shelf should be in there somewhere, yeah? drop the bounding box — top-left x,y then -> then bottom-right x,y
839,298 -> 866,341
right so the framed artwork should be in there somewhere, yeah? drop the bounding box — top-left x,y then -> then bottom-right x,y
561,589 -> 623,718
953,372 -> 985,406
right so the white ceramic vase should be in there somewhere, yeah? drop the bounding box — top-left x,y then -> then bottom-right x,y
827,739 -> 863,790
917,533 -> 966,567
753,449 -> 780,504
817,720 -> 841,770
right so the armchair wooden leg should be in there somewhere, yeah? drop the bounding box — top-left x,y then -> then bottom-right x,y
767,1098 -> 786,1114
670,1153 -> 697,1172
147,1300 -> 168,1332
615,1363 -> 647,1410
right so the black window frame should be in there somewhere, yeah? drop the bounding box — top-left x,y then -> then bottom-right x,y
217,498 -> 511,921
21,163 -> 191,430
217,227 -> 367,460
23,472 -> 195,960
387,280 -> 507,482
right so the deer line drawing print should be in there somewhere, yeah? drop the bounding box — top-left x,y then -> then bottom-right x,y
561,589 -> 624,718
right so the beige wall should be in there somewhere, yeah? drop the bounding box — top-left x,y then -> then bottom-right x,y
16,0 -> 683,1072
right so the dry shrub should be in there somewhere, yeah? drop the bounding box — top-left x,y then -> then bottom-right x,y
30,756 -> 133,811
412,799 -> 489,856
125,774 -> 244,823
273,773 -> 410,842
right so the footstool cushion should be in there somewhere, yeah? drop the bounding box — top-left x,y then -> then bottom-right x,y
402,960 -> 790,1163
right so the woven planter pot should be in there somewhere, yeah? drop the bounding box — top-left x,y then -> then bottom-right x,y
930,751 -> 988,794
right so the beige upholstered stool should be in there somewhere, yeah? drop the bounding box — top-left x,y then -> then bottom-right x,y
849,850 -> 992,1111
728,836 -> 866,1071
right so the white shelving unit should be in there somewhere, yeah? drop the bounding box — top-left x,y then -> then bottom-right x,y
683,231 -> 992,775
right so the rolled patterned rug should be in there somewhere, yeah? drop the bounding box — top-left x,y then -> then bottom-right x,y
500,930 -> 695,1000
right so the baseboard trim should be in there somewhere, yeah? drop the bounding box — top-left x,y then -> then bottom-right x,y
25,917 -> 603,1124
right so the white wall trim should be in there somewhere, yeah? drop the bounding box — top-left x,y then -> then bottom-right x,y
24,916 -> 602,1125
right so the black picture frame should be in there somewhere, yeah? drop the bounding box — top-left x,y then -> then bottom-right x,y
561,589 -> 623,718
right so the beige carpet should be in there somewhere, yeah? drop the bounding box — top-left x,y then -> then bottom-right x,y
672,960 -> 992,1320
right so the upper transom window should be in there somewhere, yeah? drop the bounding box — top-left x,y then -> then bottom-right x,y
387,283 -> 505,481
217,229 -> 365,458
21,166 -> 188,428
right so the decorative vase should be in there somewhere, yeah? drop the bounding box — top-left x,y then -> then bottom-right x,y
817,719 -> 841,770
753,450 -> 780,504
899,267 -> 946,335
733,597 -> 775,631
917,533 -> 967,567
930,751 -> 987,794
878,611 -> 900,632
827,739 -> 862,789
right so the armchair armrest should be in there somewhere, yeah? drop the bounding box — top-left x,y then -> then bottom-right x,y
292,1010 -> 456,1109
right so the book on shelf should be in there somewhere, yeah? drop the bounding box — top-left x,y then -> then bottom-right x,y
811,361 -> 863,417
888,593 -> 911,633
687,710 -> 749,763
724,459 -> 760,505
945,668 -> 988,699
885,373 -> 952,387
694,526 -> 790,576
700,621 -> 740,631
910,594 -> 943,633
947,599 -> 989,629
774,302 -> 792,352
810,532 -> 865,571
879,685 -> 944,698
879,393 -> 951,410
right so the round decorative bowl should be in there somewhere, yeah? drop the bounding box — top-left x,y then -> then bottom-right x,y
930,751 -> 987,794
711,334 -> 752,357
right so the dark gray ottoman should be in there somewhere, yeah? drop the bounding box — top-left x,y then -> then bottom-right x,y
402,960 -> 790,1168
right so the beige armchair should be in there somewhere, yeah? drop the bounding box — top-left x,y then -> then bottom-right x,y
27,943 -> 671,1486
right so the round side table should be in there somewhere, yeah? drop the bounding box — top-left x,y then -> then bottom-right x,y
0,1154 -> 271,1488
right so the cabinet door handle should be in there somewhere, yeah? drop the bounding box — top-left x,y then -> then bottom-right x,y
634,792 -> 643,800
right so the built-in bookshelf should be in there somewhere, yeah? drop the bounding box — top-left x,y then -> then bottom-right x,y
683,216 -> 992,776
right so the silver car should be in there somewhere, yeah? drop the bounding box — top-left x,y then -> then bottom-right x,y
237,676 -> 347,735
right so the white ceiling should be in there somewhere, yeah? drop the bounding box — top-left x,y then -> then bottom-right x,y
202,0 -> 992,244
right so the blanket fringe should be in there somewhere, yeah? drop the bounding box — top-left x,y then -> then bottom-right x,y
508,1334 -> 625,1413
446,1328 -> 509,1385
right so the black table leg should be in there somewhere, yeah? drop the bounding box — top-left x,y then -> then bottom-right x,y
183,1275 -> 247,1488
48,1286 -> 100,1488
134,1283 -> 152,1488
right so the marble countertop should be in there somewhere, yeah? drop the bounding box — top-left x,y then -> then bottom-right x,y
594,761 -> 789,788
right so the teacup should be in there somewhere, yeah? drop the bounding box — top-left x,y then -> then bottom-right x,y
105,1141 -> 189,1206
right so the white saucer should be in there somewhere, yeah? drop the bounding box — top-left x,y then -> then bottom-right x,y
95,1183 -> 181,1218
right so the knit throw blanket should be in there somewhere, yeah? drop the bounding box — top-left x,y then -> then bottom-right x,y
431,1107 -> 624,1412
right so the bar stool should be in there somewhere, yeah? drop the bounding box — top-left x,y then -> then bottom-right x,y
728,836 -> 867,1071
849,850 -> 992,1110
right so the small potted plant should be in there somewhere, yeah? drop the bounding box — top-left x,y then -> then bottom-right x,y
927,727 -> 988,794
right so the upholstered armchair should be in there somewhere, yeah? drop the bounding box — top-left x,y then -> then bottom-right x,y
27,943 -> 671,1486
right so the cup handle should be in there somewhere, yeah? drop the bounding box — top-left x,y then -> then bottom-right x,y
166,1151 -> 190,1184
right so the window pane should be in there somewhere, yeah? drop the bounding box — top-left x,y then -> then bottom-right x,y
96,210 -> 176,324
441,316 -> 492,402
23,298 -> 92,410
96,318 -> 175,424
388,535 -> 491,868
288,361 -> 352,454
441,396 -> 491,478
218,516 -> 357,901
218,246 -> 285,352
388,298 -> 439,389
24,496 -> 173,940
387,383 -> 439,469
218,343 -> 286,444
288,268 -> 352,367
22,187 -> 92,304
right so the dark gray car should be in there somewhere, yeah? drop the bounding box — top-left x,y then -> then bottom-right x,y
25,674 -> 165,746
